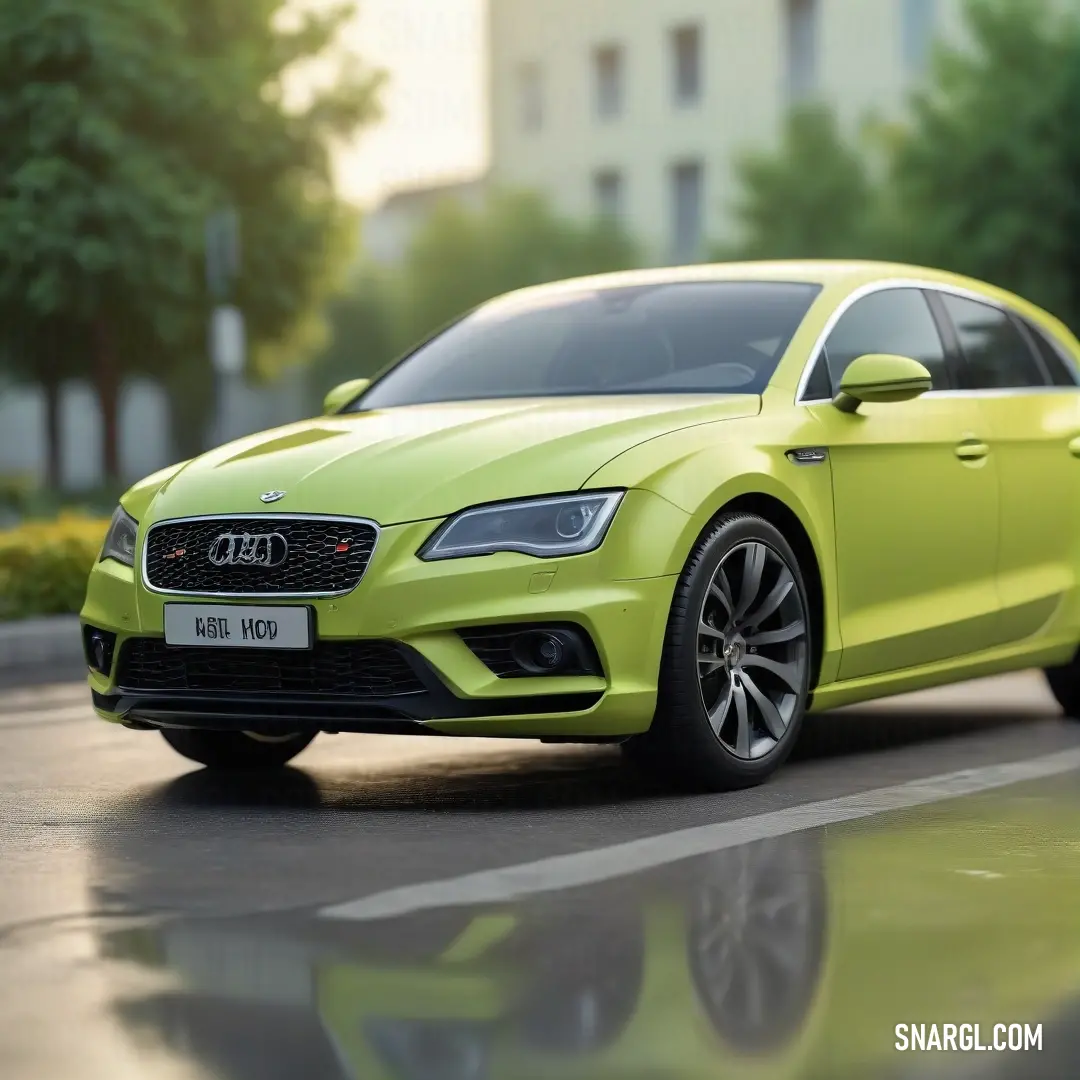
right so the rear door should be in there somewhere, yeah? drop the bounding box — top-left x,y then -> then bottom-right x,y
931,290 -> 1080,642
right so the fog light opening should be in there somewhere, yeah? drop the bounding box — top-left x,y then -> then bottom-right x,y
83,625 -> 117,676
513,630 -> 575,675
459,623 -> 604,679
535,634 -> 565,670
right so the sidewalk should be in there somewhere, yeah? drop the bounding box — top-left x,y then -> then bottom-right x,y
0,615 -> 84,677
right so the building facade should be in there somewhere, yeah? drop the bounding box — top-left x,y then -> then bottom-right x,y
488,0 -> 968,263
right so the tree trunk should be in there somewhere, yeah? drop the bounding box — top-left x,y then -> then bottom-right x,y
166,353 -> 215,461
41,370 -> 62,490
94,318 -> 121,483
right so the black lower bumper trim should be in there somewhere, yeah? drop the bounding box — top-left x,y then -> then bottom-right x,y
91,686 -> 604,734
95,636 -> 604,734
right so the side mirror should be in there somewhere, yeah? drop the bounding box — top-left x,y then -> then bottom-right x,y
833,354 -> 933,414
322,378 -> 370,415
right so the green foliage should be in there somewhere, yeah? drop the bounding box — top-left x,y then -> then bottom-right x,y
311,190 -> 642,395
398,191 -> 639,346
891,0 -> 1080,327
0,0 -> 381,471
723,0 -> 1080,333
721,106 -> 886,262
0,514 -> 110,619
312,266 -> 398,395
0,475 -> 122,522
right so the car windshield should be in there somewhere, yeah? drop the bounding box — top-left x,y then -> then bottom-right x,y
348,280 -> 821,409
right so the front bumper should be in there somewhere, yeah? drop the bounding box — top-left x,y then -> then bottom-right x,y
81,489 -> 688,739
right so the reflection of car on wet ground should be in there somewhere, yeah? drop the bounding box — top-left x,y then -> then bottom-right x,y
83,260 -> 1080,791
99,790 -> 1080,1080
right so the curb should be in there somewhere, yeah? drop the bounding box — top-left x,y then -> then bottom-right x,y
0,614 -> 84,673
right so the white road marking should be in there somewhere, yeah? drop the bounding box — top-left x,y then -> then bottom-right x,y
320,747 -> 1080,922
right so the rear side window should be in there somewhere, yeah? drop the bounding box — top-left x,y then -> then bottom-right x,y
1020,319 -> 1079,387
811,287 -> 950,396
940,294 -> 1047,389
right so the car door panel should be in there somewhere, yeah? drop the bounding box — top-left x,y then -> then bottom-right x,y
804,287 -> 1003,682
814,396 -> 1002,681
936,293 -> 1080,644
985,391 -> 1080,640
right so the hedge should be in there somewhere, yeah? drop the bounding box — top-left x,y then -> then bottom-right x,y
0,514 -> 110,620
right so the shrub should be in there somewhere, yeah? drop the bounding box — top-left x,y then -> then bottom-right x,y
0,514 -> 110,620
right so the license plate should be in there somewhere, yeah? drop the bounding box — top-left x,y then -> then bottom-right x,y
164,604 -> 312,650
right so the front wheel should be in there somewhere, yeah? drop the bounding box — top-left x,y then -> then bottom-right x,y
626,512 -> 813,792
161,728 -> 316,770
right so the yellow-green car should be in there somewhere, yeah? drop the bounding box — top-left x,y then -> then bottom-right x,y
82,260 -> 1080,789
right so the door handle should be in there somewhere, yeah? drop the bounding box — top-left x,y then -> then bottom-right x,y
954,438 -> 990,462
1068,436 -> 1080,459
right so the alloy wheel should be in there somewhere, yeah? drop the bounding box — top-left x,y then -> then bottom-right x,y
696,541 -> 808,760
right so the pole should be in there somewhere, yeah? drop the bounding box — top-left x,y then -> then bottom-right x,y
205,208 -> 245,447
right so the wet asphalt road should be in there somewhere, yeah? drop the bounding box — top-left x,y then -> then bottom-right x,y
4,669 -> 1080,1079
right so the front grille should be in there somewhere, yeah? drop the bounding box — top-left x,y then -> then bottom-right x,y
144,516 -> 377,596
116,638 -> 425,697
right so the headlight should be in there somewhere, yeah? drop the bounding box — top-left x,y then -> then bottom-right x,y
99,506 -> 138,567
419,491 -> 625,561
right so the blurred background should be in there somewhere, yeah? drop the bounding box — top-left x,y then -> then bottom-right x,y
1,0 -> 1078,521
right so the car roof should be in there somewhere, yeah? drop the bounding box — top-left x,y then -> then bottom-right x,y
483,259 -> 1074,345
498,259 -> 1027,309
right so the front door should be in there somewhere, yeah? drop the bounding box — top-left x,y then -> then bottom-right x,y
804,287 -> 1002,681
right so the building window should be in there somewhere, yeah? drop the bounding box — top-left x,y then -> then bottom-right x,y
671,161 -> 704,263
594,170 -> 624,221
517,61 -> 544,132
785,0 -> 819,103
900,0 -> 937,74
593,44 -> 624,120
672,24 -> 703,106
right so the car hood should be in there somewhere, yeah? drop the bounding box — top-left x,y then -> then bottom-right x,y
145,396 -> 759,524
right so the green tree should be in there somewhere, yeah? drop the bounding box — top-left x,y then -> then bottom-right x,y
312,190 -> 641,398
720,105 -> 888,262
309,264 -> 397,405
0,0 -> 380,479
395,190 -> 640,349
721,0 -> 1080,339
892,0 -> 1080,329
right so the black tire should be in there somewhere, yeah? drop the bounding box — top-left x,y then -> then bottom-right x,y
1045,655 -> 1080,718
625,512 -> 813,792
161,728 -> 316,770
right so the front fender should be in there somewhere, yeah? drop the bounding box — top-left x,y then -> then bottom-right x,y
586,407 -> 840,679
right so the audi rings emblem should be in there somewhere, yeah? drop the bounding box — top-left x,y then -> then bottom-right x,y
208,532 -> 289,568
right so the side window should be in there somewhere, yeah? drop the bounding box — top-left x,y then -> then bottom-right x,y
940,294 -> 1047,389
818,288 -> 950,393
802,353 -> 833,399
1020,318 -> 1079,388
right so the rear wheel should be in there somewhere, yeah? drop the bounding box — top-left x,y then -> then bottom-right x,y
625,512 -> 813,792
1045,654 -> 1080,718
161,728 -> 316,770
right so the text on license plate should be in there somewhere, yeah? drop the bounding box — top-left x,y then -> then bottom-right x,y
163,604 -> 312,650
